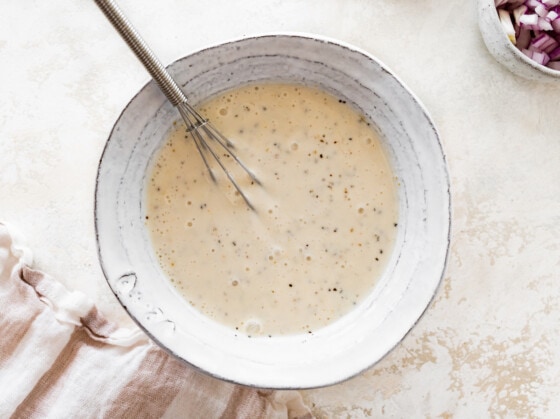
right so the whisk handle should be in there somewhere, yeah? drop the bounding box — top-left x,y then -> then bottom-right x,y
94,0 -> 187,106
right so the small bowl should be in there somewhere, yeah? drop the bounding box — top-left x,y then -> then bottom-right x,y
95,34 -> 450,389
478,0 -> 560,82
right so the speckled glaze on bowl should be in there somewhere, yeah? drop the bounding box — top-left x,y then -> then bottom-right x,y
95,34 -> 450,389
478,0 -> 560,82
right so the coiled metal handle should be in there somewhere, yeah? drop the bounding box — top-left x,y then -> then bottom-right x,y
94,0 -> 187,106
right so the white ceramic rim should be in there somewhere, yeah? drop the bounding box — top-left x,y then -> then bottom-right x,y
95,33 -> 451,389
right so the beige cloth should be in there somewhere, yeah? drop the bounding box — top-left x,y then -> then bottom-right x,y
0,223 -> 311,418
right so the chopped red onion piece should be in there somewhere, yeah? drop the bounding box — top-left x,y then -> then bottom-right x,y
495,0 -> 508,6
547,10 -> 559,20
548,45 -> 560,59
538,17 -> 554,30
522,48 -> 551,64
535,3 -> 548,17
537,51 -> 549,64
546,60 -> 560,69
537,51 -> 551,65
543,0 -> 560,6
529,32 -> 559,52
552,18 -> 560,32
499,9 -> 517,43
525,0 -> 543,8
517,28 -> 532,48
508,0 -> 526,6
520,13 -> 539,26
513,5 -> 529,25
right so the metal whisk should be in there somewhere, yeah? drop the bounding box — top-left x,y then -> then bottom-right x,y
94,0 -> 259,209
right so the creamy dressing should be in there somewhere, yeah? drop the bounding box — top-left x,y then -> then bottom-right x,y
145,83 -> 398,336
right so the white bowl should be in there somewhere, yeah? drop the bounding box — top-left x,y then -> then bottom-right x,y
95,34 -> 450,389
478,0 -> 560,82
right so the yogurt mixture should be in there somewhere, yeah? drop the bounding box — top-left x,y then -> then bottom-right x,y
145,83 -> 398,336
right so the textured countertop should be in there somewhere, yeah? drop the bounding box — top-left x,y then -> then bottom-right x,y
1,0 -> 559,417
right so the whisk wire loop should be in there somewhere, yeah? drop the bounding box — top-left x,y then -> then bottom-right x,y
177,102 -> 258,210
94,0 -> 259,210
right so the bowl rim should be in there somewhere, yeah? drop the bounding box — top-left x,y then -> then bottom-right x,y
94,32 -> 452,388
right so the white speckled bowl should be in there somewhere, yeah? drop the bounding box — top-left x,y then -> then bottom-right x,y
95,34 -> 450,389
478,0 -> 560,82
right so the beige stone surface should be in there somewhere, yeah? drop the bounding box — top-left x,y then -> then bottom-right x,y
1,0 -> 559,416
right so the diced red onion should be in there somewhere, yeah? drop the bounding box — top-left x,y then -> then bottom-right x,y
538,17 -> 554,30
535,3 -> 548,16
522,48 -> 551,64
513,5 -> 528,24
499,9 -> 517,43
517,28 -> 533,48
525,0 -> 542,8
548,45 -> 560,59
519,13 -> 539,26
496,0 -> 560,70
529,32 -> 559,52
546,60 -> 560,69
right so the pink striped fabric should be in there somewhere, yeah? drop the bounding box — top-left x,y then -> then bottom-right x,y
0,224 -> 311,418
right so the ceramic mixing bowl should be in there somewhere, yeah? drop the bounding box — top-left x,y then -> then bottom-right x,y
478,0 -> 560,82
95,34 -> 450,389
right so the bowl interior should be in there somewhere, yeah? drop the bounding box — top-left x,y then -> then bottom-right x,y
95,34 -> 450,389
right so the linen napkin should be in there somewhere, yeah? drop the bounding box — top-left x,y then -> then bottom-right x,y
0,223 -> 311,418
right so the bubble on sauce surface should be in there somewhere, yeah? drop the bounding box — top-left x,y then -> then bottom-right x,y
267,245 -> 284,263
243,319 -> 263,335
